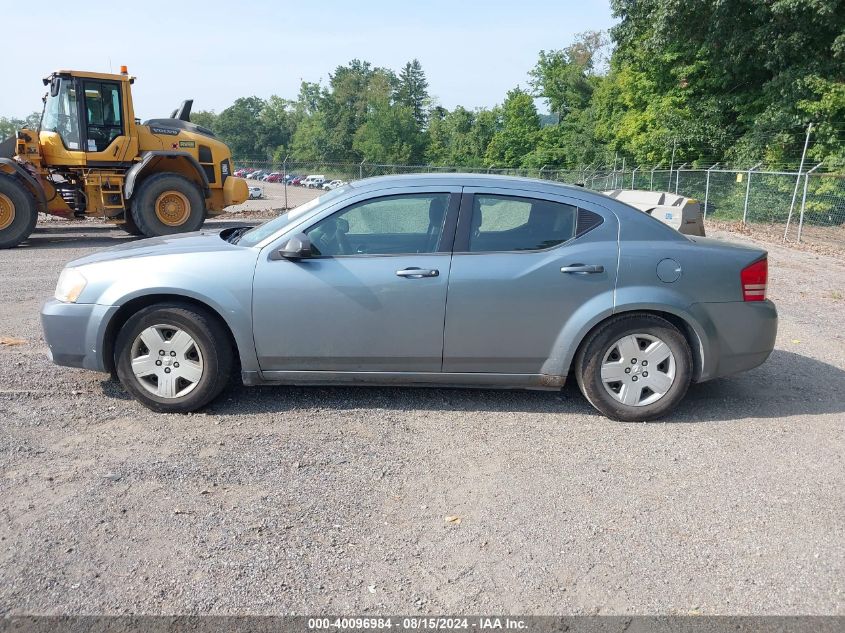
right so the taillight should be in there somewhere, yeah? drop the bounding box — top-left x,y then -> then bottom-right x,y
741,258 -> 768,302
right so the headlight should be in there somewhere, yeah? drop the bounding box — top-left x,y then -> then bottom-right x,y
54,268 -> 88,303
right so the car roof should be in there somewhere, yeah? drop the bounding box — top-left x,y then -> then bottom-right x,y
349,172 -> 588,195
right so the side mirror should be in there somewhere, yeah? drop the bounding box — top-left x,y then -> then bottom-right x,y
279,233 -> 312,260
50,76 -> 60,98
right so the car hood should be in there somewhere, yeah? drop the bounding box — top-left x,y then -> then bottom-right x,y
67,228 -> 250,267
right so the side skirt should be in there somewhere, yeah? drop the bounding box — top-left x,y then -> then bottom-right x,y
241,370 -> 565,391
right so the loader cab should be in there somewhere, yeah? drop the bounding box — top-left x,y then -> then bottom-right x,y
39,70 -> 138,167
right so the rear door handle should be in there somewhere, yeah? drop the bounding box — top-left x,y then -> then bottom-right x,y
560,264 -> 604,274
396,267 -> 439,278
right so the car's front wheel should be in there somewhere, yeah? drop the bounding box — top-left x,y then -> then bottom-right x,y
575,314 -> 692,421
114,303 -> 233,413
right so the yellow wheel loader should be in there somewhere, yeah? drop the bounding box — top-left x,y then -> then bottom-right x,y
0,67 -> 248,248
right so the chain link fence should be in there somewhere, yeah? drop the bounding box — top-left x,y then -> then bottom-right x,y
236,159 -> 845,250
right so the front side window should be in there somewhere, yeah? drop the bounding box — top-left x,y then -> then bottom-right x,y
41,77 -> 81,150
306,193 -> 450,256
468,194 -> 577,252
83,81 -> 123,151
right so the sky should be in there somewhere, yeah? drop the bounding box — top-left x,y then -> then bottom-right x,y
0,0 -> 615,120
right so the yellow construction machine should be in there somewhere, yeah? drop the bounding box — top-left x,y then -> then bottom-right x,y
0,67 -> 248,248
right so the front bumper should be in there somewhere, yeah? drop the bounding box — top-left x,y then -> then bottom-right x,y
690,299 -> 778,381
40,299 -> 119,372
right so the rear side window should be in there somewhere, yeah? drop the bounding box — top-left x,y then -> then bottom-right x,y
468,194 -> 578,252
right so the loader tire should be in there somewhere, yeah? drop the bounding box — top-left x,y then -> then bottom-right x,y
131,173 -> 205,238
119,210 -> 144,236
0,174 -> 38,249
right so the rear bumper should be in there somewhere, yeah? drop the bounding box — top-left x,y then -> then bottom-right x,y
690,299 -> 778,381
40,299 -> 118,372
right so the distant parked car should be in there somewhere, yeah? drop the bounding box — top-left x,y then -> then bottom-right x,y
290,176 -> 304,186
323,179 -> 346,190
248,186 -> 263,199
42,174 -> 777,421
234,168 -> 250,178
302,175 -> 326,188
265,173 -> 284,183
285,174 -> 299,183
246,170 -> 266,180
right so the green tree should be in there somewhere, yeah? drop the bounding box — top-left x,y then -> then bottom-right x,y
353,71 -> 420,163
190,110 -> 217,131
597,0 -> 845,167
0,112 -> 41,138
215,97 -> 266,160
485,88 -> 540,167
396,59 -> 430,129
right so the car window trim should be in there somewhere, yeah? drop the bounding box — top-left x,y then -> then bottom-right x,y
453,189 -> 606,255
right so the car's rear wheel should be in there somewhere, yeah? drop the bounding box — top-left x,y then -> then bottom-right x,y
575,314 -> 692,421
114,304 -> 233,413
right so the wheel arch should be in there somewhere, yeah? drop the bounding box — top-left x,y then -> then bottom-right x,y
101,293 -> 243,376
125,151 -> 210,200
566,307 -> 708,383
0,159 -> 46,211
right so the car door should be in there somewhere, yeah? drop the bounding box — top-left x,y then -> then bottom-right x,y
442,188 -> 619,375
252,187 -> 461,373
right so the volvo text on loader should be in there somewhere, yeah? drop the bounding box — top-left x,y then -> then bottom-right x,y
0,67 -> 248,248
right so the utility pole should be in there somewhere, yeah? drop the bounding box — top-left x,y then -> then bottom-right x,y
784,122 -> 814,240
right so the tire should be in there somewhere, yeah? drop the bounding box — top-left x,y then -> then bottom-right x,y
114,303 -> 233,413
575,314 -> 692,422
130,173 -> 205,238
0,174 -> 38,249
119,210 -> 144,236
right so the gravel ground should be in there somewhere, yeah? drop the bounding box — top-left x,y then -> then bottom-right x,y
0,217 -> 843,615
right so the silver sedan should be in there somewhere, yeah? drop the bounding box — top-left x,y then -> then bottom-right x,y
40,174 -> 777,421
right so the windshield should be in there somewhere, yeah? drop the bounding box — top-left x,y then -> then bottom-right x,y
236,185 -> 352,247
41,77 -> 81,150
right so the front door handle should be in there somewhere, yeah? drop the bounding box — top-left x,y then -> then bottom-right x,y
396,267 -> 439,278
560,264 -> 605,274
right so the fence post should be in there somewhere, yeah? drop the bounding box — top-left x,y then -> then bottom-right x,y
650,164 -> 660,191
703,162 -> 718,220
631,167 -> 638,189
359,159 -> 366,180
539,164 -> 548,180
282,155 -> 289,211
742,163 -> 763,224
669,138 -> 677,191
784,122 -> 814,240
797,163 -> 823,243
674,163 -> 687,194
